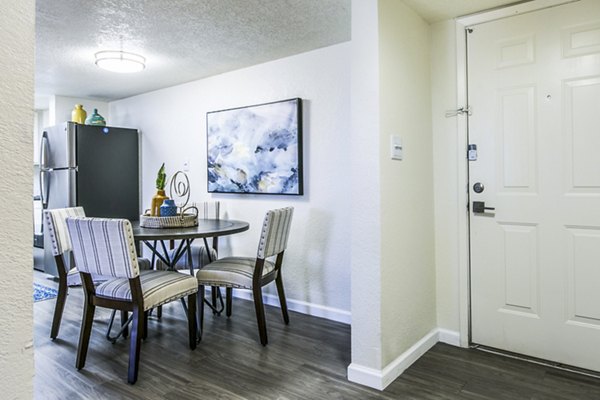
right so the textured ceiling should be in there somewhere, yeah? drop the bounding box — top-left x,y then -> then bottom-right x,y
403,0 -> 524,23
35,0 -> 351,108
35,0 -> 523,109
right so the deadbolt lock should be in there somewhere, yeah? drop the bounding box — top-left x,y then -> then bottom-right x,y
473,182 -> 485,193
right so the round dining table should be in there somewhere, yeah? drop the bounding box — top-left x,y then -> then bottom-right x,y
131,219 -> 250,241
130,219 -> 250,271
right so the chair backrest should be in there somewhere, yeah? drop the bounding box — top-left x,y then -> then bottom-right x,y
257,207 -> 294,259
44,207 -> 86,256
196,201 -> 220,220
66,217 -> 140,279
199,200 -> 220,251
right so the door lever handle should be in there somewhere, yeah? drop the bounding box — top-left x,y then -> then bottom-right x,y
472,201 -> 495,213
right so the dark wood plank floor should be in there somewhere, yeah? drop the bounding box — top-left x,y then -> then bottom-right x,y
34,272 -> 600,399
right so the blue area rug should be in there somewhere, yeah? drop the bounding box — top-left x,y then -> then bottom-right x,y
34,283 -> 58,302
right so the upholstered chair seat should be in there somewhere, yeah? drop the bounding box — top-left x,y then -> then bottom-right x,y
196,257 -> 276,289
196,207 -> 294,346
96,270 -> 198,311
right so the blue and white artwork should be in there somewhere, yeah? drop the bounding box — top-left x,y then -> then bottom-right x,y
207,98 -> 303,195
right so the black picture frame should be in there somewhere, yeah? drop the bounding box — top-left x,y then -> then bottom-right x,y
206,98 -> 303,195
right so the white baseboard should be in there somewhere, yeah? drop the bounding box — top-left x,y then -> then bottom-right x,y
438,328 -> 461,346
347,328 -> 461,391
348,328 -> 439,390
220,288 -> 351,325
347,363 -> 387,391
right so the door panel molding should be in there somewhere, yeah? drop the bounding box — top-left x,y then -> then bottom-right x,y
496,85 -> 538,192
564,76 -> 600,192
561,20 -> 600,58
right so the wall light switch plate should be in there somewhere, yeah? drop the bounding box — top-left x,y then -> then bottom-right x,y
390,135 -> 403,160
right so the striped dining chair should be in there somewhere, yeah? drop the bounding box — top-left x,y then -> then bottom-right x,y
44,208 -> 152,340
196,207 -> 294,345
66,217 -> 198,384
44,207 -> 86,339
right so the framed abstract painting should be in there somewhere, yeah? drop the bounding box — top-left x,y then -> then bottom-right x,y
206,98 -> 303,195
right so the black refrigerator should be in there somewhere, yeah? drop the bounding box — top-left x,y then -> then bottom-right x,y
38,122 -> 140,276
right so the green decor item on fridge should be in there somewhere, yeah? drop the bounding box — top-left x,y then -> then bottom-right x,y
85,108 -> 106,126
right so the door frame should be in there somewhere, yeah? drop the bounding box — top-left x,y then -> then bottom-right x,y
453,0 -> 579,348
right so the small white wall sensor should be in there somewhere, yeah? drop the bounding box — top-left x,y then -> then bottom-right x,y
390,135 -> 403,160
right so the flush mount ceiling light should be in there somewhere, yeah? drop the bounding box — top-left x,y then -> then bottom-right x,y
94,50 -> 145,73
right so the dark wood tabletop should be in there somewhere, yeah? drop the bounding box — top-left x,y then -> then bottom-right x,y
130,219 -> 250,241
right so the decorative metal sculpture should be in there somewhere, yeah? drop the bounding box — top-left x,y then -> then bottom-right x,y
168,171 -> 197,219
169,170 -> 191,209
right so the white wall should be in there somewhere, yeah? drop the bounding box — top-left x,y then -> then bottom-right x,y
110,42 -> 352,322
0,0 -> 34,397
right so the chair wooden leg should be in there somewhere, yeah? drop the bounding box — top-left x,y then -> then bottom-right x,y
198,285 -> 205,341
128,306 -> 144,384
188,293 -> 197,349
121,310 -> 129,338
252,286 -> 268,346
157,305 -> 162,319
275,274 -> 289,325
143,311 -> 148,340
76,300 -> 95,370
226,287 -> 233,317
211,286 -> 218,314
50,274 -> 68,340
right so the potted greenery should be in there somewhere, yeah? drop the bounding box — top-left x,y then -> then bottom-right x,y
151,163 -> 169,216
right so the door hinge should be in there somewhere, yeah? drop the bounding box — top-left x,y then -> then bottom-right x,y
445,106 -> 472,118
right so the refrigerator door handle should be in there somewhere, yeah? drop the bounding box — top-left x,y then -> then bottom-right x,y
40,131 -> 48,170
40,169 -> 49,209
39,131 -> 49,208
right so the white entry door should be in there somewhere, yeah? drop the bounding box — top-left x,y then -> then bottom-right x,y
469,0 -> 600,371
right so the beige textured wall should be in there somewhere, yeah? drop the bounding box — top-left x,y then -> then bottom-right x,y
350,0 -> 383,369
431,20 -> 462,334
378,0 -> 436,366
0,0 -> 35,398
349,0 -> 437,377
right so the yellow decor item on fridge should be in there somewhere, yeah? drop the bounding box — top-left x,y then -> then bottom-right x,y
71,104 -> 87,124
